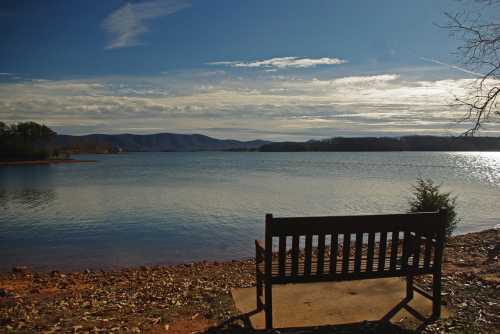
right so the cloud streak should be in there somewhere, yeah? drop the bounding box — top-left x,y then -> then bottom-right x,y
102,0 -> 191,49
419,57 -> 483,77
209,57 -> 347,69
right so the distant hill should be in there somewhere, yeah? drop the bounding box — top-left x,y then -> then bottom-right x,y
259,136 -> 500,152
49,134 -> 500,154
53,133 -> 270,153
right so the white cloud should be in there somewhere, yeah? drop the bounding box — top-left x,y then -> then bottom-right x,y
208,57 -> 347,69
102,0 -> 191,49
328,74 -> 400,86
208,61 -> 239,66
1,72 -> 499,139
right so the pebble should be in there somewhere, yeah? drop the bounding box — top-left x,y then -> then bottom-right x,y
0,288 -> 12,297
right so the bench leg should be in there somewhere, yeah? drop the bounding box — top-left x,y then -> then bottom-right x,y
406,274 -> 414,299
256,272 -> 263,311
432,271 -> 442,319
265,281 -> 273,329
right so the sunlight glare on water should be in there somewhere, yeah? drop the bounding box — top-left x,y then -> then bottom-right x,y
450,152 -> 500,186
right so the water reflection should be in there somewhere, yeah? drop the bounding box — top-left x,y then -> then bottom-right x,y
0,188 -> 57,210
0,165 -> 55,187
0,165 -> 57,211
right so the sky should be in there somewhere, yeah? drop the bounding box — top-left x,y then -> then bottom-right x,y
0,0 -> 499,140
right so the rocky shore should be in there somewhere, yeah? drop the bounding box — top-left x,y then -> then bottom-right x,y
1,229 -> 498,334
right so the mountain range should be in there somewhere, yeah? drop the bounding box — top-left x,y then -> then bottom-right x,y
51,133 -> 500,154
54,133 -> 270,153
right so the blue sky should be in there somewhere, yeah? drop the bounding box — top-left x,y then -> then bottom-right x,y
1,0 -> 498,139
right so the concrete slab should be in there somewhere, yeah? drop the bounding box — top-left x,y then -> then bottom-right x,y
231,278 -> 449,330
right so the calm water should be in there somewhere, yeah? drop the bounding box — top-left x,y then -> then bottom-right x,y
1,152 -> 499,271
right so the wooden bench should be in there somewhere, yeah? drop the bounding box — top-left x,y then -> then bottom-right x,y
255,209 -> 447,329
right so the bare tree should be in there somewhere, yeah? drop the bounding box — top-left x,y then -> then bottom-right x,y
442,0 -> 499,135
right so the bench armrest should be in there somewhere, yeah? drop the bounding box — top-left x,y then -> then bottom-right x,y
255,240 -> 265,263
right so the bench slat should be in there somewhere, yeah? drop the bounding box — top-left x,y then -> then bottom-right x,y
291,235 -> 300,276
413,232 -> 422,271
271,212 -> 443,236
342,233 -> 351,273
354,232 -> 363,273
390,231 -> 399,271
261,255 -> 436,278
317,233 -> 326,275
330,233 -> 338,274
366,232 -> 375,272
278,235 -> 287,276
378,232 -> 387,272
401,231 -> 410,270
304,234 -> 313,276
263,242 -> 438,277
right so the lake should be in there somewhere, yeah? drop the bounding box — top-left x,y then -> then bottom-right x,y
1,151 -> 499,271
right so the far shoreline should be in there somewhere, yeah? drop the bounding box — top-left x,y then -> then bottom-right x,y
0,159 -> 97,166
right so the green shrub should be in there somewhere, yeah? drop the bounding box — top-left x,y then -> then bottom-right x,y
408,178 -> 460,237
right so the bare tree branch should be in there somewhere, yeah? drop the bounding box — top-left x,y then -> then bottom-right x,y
441,2 -> 500,134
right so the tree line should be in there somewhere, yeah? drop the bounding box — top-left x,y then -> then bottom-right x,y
259,136 -> 500,152
0,121 -> 62,161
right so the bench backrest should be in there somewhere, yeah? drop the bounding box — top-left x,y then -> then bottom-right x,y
264,209 -> 447,283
